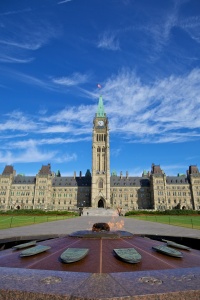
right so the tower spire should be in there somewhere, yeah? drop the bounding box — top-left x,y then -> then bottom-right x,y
97,95 -> 105,118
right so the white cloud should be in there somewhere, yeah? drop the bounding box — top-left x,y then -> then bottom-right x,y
142,2 -> 200,59
0,55 -> 34,63
57,0 -> 72,4
5,71 -> 58,91
0,146 -> 56,164
97,32 -> 120,51
0,39 -> 42,51
111,148 -> 121,158
52,72 -> 89,86
0,133 -> 28,139
0,145 -> 77,165
39,125 -> 73,134
0,113 -> 38,132
90,68 -> 200,143
54,153 -> 77,163
8,137 -> 91,149
41,104 -> 95,124
0,13 -> 60,63
0,9 -> 31,16
179,16 -> 200,43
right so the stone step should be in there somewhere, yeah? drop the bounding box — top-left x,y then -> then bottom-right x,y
82,208 -> 119,216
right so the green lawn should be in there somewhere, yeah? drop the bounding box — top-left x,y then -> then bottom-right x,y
128,215 -> 200,229
0,215 -> 76,229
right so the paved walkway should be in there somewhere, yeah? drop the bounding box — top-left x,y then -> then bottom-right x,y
0,216 -> 199,241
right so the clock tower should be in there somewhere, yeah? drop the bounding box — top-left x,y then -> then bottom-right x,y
91,95 -> 110,208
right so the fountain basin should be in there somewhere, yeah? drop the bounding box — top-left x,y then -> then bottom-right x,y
0,231 -> 200,299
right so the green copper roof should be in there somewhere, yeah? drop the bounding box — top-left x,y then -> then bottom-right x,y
97,95 -> 105,117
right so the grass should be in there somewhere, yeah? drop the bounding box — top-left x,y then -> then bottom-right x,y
127,215 -> 200,230
0,214 -> 77,230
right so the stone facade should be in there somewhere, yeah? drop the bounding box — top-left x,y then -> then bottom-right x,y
0,97 -> 200,212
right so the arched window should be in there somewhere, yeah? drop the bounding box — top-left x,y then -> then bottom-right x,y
98,179 -> 103,189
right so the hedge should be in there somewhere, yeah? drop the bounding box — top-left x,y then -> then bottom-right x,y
125,209 -> 200,216
0,209 -> 79,216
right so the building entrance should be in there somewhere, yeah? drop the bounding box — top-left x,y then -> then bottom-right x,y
98,199 -> 104,208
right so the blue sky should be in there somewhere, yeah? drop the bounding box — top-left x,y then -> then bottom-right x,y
0,0 -> 200,177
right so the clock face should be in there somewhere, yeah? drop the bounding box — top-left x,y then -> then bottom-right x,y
98,120 -> 104,126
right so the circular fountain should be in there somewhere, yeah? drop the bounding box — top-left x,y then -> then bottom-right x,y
0,222 -> 200,299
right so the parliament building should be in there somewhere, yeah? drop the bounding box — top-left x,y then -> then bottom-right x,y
0,97 -> 200,212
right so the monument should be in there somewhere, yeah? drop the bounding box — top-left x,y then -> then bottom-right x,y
0,221 -> 200,299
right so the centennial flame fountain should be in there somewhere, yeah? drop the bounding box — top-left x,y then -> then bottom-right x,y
0,221 -> 200,299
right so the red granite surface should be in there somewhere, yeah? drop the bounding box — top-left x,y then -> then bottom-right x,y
0,235 -> 199,273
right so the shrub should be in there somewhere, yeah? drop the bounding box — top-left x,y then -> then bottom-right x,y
0,209 -> 78,216
125,209 -> 200,216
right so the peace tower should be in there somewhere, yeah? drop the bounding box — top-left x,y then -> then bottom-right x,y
91,96 -> 110,208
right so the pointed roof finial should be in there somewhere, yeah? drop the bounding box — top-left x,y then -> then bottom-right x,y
97,95 -> 105,118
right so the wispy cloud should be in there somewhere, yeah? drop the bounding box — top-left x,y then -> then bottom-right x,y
2,70 -> 89,91
0,13 -> 60,64
8,137 -> 90,149
0,55 -> 34,63
89,68 -> 200,143
0,146 -> 56,164
0,39 -> 42,50
41,104 -> 96,124
52,72 -> 89,86
97,31 -> 120,51
111,148 -> 121,158
138,7 -> 178,60
0,8 -> 31,16
139,1 -> 200,63
4,70 -> 58,91
57,0 -> 72,4
0,111 -> 38,132
179,16 -> 200,43
0,144 -> 77,165
0,133 -> 28,140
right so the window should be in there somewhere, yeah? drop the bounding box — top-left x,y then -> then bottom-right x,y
98,180 -> 103,189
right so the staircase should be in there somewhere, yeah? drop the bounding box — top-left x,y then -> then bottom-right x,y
82,208 -> 119,217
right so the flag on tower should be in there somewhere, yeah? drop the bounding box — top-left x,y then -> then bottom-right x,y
97,84 -> 102,88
